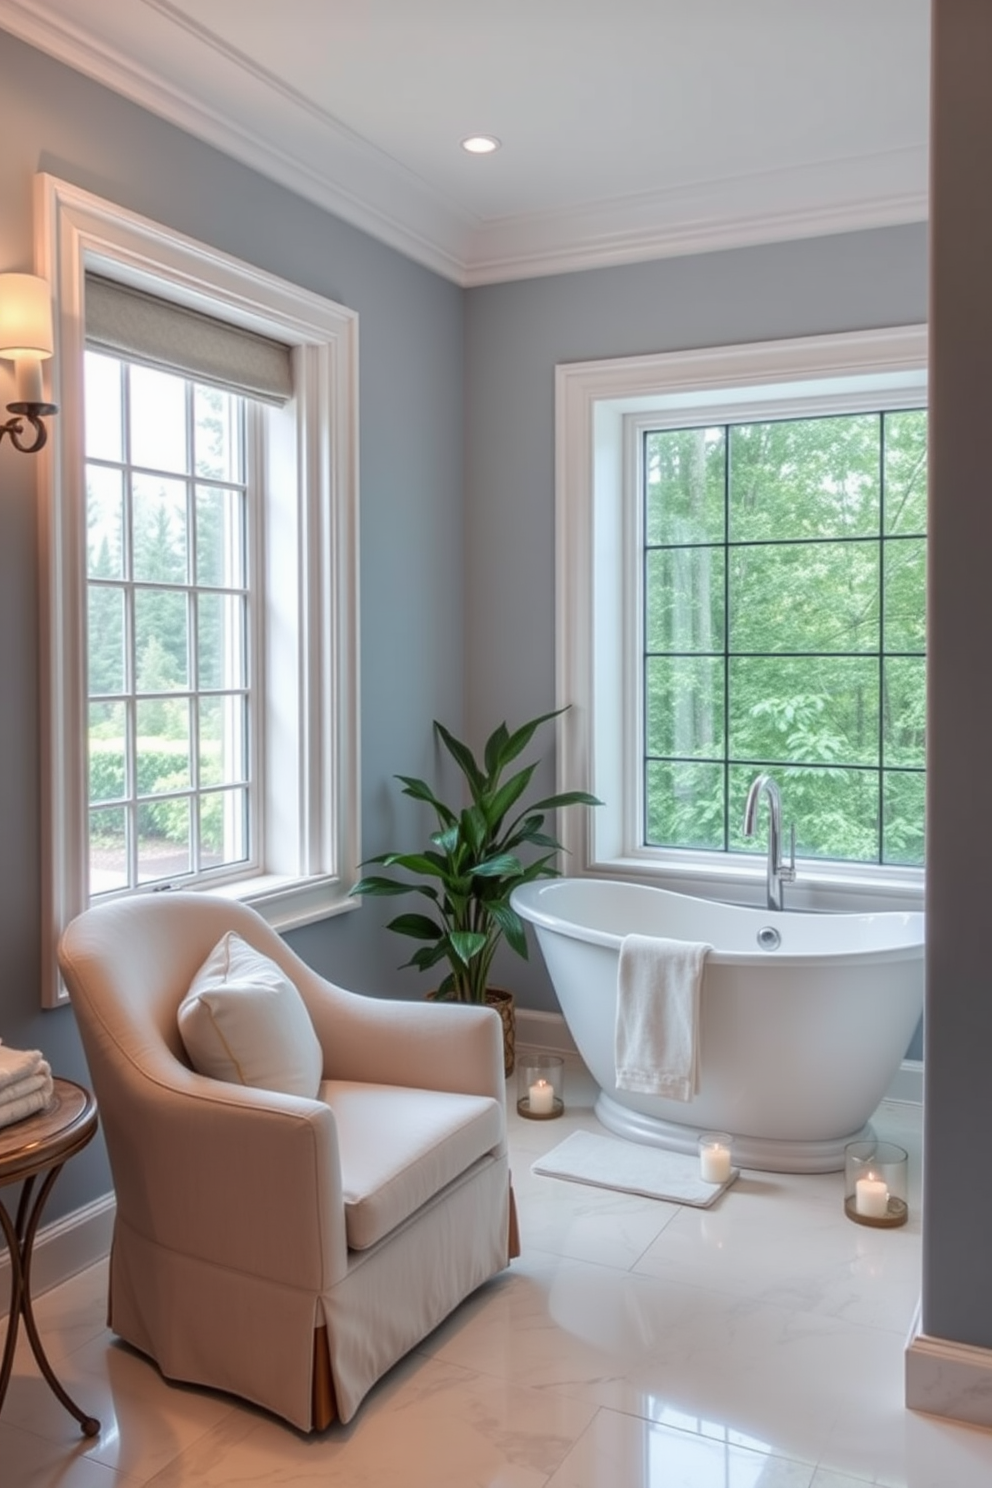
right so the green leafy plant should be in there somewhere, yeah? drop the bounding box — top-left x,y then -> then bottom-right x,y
351,709 -> 600,1002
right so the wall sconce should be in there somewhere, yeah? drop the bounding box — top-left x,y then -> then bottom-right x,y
0,272 -> 58,454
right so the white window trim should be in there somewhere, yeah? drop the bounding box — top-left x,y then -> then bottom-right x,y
36,173 -> 361,1007
555,325 -> 928,913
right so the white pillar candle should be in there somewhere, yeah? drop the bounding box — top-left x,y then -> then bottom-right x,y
528,1079 -> 555,1115
700,1143 -> 732,1184
855,1177 -> 889,1218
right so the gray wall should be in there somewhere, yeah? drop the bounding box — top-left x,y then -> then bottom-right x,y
0,28 -> 465,1219
0,24 -> 938,1239
922,0 -> 992,1349
464,226 -> 929,1010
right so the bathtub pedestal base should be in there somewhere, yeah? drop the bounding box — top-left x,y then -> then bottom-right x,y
594,1092 -> 872,1175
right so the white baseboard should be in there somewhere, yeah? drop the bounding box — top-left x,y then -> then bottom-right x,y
515,1008 -> 579,1057
886,1058 -> 924,1105
0,1191 -> 114,1313
906,1302 -> 992,1428
516,1009 -> 924,1106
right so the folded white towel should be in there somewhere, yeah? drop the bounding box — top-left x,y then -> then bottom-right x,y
615,934 -> 711,1102
0,1065 -> 52,1108
0,1078 -> 53,1130
0,1044 -> 45,1091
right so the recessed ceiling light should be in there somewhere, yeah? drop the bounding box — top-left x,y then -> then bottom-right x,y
461,135 -> 501,155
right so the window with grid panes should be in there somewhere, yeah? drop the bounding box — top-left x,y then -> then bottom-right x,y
84,355 -> 257,892
642,409 -> 927,867
552,327 -> 928,901
40,175 -> 360,1008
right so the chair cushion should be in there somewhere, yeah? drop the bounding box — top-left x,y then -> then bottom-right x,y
319,1079 -> 503,1250
178,931 -> 323,1099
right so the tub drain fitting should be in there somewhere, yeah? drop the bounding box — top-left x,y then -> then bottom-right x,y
756,926 -> 781,951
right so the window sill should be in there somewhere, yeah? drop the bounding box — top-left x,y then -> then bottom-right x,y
205,873 -> 361,932
581,853 -> 925,915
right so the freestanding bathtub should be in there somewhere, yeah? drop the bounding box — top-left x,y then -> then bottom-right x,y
510,878 -> 924,1172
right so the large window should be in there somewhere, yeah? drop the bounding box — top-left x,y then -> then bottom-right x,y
85,357 -> 256,893
555,327 -> 927,909
642,408 -> 926,866
38,174 -> 360,1005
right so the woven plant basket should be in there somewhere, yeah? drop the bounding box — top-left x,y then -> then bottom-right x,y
485,988 -> 516,1078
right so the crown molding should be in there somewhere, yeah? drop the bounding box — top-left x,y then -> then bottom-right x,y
462,188 -> 928,287
0,1 -> 929,288
0,0 -> 473,282
462,146 -> 928,286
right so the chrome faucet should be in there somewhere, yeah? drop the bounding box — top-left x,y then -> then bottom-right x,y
743,773 -> 796,912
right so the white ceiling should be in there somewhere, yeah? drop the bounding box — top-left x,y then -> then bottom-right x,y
0,0 -> 931,286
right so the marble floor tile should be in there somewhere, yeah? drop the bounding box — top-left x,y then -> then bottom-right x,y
633,1174 -> 921,1332
817,1398 -> 992,1488
139,1355 -> 597,1488
508,1101 -> 609,1159
2,1331 -> 237,1483
423,1246 -> 913,1467
545,1406 -> 815,1488
0,1418 -> 137,1486
9,1256 -> 111,1369
809,1472 -> 877,1487
7,1084 -> 992,1488
513,1158 -> 680,1270
899,1411 -> 992,1488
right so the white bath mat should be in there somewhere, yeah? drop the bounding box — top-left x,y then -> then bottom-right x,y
531,1130 -> 738,1207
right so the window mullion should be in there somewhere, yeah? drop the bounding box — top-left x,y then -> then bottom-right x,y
723,423 -> 731,853
245,399 -> 264,880
879,412 -> 887,866
186,379 -> 200,879
121,363 -> 138,893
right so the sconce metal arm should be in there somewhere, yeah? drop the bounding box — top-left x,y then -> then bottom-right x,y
0,401 -> 58,454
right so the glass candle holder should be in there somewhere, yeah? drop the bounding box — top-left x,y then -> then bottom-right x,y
517,1055 -> 564,1119
844,1140 -> 908,1227
698,1132 -> 733,1184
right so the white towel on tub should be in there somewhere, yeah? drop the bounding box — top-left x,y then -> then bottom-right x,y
615,934 -> 711,1102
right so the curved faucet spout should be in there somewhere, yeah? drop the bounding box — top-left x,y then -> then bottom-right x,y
743,773 -> 796,912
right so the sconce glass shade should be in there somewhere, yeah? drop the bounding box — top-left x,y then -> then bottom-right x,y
0,272 -> 57,452
0,273 -> 54,360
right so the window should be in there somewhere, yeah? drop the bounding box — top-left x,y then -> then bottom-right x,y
555,327 -> 927,908
641,408 -> 926,866
38,175 -> 360,1006
85,357 -> 256,893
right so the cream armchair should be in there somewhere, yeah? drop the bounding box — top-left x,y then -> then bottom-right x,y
58,893 -> 518,1431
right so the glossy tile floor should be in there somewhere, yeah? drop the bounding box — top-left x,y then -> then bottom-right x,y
4,1070 -> 992,1487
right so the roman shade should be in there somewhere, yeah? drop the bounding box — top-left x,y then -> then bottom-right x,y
85,274 -> 293,405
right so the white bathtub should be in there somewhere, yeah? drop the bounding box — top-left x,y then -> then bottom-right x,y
510,878 -> 924,1172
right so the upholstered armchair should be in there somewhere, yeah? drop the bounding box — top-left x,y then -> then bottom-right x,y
58,893 -> 518,1430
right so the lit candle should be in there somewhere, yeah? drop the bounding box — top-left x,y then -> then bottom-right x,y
528,1078 -> 555,1115
700,1142 -> 732,1184
855,1176 -> 889,1218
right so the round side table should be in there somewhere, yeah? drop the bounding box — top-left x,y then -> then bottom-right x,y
0,1077 -> 100,1435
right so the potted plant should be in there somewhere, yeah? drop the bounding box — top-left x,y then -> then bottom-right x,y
350,708 -> 600,1074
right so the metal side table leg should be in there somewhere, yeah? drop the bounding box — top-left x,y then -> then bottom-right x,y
0,1187 -> 26,1412
0,1167 -> 100,1436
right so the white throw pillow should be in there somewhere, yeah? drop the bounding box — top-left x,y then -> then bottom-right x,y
178,931 -> 323,1098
